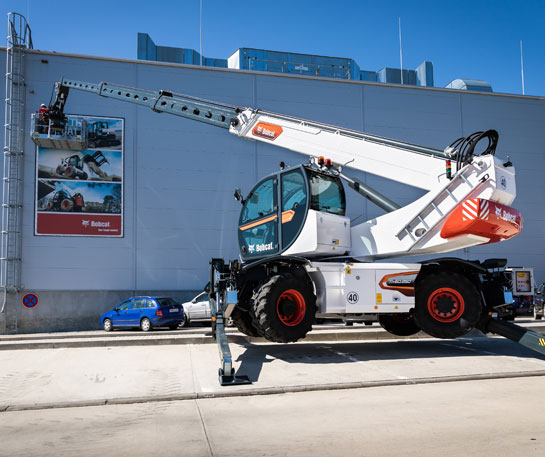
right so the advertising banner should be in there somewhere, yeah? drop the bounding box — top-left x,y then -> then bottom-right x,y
35,115 -> 124,237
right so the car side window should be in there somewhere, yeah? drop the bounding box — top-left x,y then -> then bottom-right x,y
146,299 -> 157,308
133,299 -> 146,309
118,300 -> 131,311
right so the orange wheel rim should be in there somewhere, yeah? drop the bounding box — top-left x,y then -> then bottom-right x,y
427,288 -> 465,323
277,289 -> 306,326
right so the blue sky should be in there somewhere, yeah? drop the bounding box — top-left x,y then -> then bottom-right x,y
3,0 -> 544,96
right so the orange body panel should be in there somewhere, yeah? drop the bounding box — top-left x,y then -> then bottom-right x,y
440,198 -> 522,243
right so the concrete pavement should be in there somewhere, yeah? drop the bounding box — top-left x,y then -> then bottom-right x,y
1,377 -> 544,457
1,331 -> 545,411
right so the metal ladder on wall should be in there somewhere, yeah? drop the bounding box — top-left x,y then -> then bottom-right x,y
1,13 -> 32,334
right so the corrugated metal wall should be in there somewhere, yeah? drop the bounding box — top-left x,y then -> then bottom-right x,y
1,49 -> 544,332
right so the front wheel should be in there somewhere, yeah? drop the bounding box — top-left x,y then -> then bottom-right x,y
415,271 -> 482,339
180,314 -> 190,327
140,317 -> 152,332
103,318 -> 113,332
378,313 -> 420,336
252,273 -> 316,343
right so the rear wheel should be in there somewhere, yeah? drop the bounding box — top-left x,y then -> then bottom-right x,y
378,313 -> 420,336
230,306 -> 260,337
252,273 -> 316,343
415,272 -> 481,339
140,317 -> 152,332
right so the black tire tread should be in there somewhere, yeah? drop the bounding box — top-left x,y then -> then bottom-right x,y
230,306 -> 260,337
252,273 -> 316,343
415,271 -> 481,339
378,313 -> 420,336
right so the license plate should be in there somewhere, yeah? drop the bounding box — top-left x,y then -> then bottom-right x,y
170,308 -> 179,313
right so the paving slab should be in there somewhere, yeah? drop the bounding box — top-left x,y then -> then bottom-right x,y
1,332 -> 545,411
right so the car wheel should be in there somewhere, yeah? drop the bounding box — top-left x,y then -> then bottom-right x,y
180,314 -> 190,327
140,317 -> 152,332
103,318 -> 113,332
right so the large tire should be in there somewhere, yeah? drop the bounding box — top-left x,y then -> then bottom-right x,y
230,306 -> 260,337
415,272 -> 482,339
378,313 -> 420,336
252,273 -> 316,343
61,199 -> 74,212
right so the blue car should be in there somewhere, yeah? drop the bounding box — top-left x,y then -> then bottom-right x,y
101,296 -> 185,332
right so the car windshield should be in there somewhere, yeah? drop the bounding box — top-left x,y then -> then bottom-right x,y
155,297 -> 180,307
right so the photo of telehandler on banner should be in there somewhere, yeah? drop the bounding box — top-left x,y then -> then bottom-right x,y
35,115 -> 124,236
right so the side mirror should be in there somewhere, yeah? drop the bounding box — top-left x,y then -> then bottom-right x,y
234,188 -> 245,205
113,307 -> 119,312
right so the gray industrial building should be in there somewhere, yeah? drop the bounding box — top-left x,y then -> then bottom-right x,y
1,15 -> 544,334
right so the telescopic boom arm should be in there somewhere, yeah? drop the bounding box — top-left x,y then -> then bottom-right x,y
52,78 -> 452,190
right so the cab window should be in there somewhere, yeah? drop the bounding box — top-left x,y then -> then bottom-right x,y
241,178 -> 277,224
307,172 -> 345,216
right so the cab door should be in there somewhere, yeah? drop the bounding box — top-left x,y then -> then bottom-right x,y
238,177 -> 279,260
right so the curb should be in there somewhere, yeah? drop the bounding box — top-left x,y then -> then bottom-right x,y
0,330 -> 433,351
3,369 -> 545,412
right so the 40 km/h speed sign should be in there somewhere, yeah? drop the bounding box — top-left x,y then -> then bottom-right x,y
22,293 -> 38,309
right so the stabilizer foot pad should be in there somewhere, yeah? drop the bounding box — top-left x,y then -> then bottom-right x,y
219,369 -> 252,386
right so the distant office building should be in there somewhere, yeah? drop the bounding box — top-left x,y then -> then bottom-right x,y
137,33 -> 434,87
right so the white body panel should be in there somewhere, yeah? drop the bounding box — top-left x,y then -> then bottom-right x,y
232,110 -> 447,191
283,210 -> 351,257
351,155 -> 516,260
308,261 -> 421,315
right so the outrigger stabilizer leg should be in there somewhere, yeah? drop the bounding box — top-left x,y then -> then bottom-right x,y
209,258 -> 252,386
479,316 -> 545,356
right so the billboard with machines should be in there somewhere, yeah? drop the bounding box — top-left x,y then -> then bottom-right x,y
34,115 -> 124,236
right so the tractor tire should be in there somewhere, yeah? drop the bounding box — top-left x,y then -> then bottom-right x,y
415,271 -> 482,339
61,199 -> 74,212
230,306 -> 260,337
81,172 -> 88,180
56,166 -> 63,175
378,313 -> 420,336
252,273 -> 316,343
46,201 -> 53,210
64,167 -> 75,178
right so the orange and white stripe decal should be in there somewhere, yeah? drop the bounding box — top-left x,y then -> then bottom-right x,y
239,210 -> 297,231
462,199 -> 489,221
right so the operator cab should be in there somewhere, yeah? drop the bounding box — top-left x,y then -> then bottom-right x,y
238,163 -> 351,262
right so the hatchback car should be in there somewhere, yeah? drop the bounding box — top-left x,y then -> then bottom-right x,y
101,296 -> 184,332
181,292 -> 233,327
